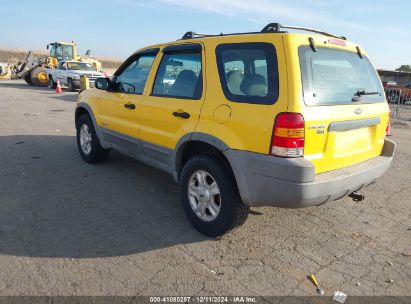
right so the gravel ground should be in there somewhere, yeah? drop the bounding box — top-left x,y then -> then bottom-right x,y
0,80 -> 410,297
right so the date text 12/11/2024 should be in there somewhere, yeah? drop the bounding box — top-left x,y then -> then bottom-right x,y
149,296 -> 257,303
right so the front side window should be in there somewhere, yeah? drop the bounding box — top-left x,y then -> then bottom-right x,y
114,54 -> 156,94
299,46 -> 384,106
54,45 -> 63,61
152,52 -> 202,99
216,43 -> 279,105
50,45 -> 56,58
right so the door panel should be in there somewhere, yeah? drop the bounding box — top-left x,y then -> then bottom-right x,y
140,45 -> 205,160
140,95 -> 203,149
57,63 -> 65,84
95,53 -> 157,147
97,91 -> 141,139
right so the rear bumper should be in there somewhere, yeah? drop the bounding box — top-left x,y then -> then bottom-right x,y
225,139 -> 396,208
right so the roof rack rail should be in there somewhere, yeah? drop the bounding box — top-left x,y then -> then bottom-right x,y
261,23 -> 346,40
180,24 -> 346,40
181,31 -> 221,40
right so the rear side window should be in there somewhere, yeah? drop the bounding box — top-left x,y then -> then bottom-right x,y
152,52 -> 202,99
299,46 -> 384,106
216,43 -> 279,105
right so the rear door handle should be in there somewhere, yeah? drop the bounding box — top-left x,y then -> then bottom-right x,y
124,103 -> 136,110
172,111 -> 190,119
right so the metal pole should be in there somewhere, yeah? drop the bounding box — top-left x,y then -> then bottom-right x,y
392,89 -> 401,118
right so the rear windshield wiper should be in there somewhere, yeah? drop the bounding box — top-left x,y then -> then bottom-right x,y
352,90 -> 380,102
355,90 -> 380,96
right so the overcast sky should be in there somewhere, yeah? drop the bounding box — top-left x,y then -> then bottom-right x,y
2,0 -> 410,69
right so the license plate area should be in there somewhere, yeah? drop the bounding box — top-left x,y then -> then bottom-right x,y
333,127 -> 371,158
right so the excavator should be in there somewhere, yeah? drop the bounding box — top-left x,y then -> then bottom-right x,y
11,41 -> 103,87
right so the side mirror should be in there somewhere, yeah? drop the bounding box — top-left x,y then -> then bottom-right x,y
95,77 -> 110,90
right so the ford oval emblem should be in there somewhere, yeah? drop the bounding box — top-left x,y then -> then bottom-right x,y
354,108 -> 362,115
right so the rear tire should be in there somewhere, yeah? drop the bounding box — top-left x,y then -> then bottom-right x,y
30,66 -> 49,87
24,74 -> 33,86
76,114 -> 109,164
179,154 -> 249,237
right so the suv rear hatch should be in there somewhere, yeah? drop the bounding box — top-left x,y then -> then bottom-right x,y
296,42 -> 389,174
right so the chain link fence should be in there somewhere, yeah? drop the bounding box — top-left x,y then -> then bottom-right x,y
385,87 -> 411,118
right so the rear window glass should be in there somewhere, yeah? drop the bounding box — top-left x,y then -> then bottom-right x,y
216,43 -> 279,105
299,46 -> 384,106
152,52 -> 202,99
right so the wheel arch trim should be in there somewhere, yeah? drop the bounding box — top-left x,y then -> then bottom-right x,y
75,102 -> 104,140
172,132 -> 252,205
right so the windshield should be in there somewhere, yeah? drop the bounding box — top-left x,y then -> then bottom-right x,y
50,44 -> 74,61
62,45 -> 74,61
67,62 -> 96,71
299,46 -> 384,106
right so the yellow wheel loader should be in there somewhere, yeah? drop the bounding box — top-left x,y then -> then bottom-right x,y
11,41 -> 103,87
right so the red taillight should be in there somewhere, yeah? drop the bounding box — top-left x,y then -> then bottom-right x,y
386,117 -> 391,136
270,113 -> 305,157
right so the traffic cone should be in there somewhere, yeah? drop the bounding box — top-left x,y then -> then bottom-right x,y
55,79 -> 62,93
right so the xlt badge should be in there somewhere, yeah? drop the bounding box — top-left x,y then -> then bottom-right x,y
308,124 -> 325,134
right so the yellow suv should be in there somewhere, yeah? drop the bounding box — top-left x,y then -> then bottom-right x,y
75,23 -> 395,236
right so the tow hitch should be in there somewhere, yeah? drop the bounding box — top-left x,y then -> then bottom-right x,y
348,192 -> 365,202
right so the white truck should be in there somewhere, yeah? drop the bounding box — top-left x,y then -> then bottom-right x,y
48,61 -> 105,91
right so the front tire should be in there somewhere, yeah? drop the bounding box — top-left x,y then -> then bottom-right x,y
30,66 -> 49,87
49,76 -> 57,89
24,74 -> 34,86
179,155 -> 249,237
76,114 -> 109,164
68,78 -> 76,92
